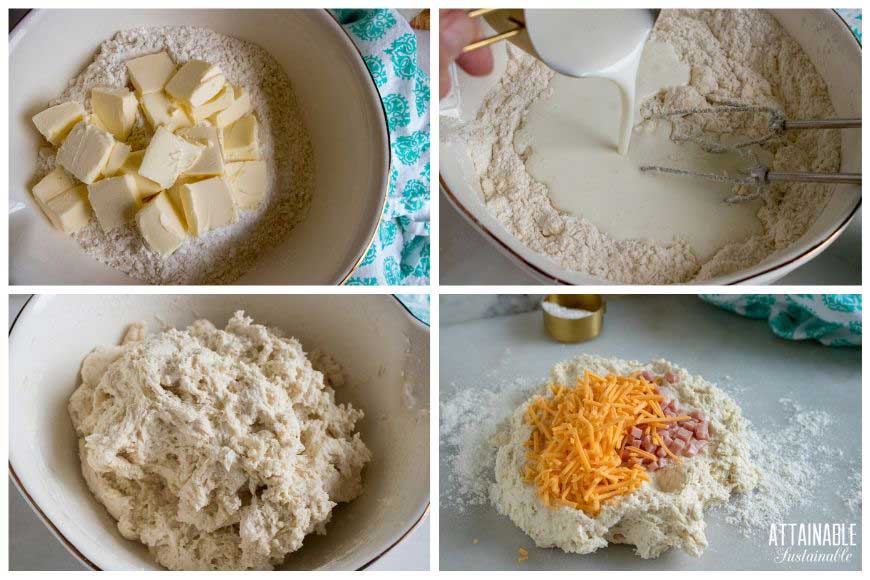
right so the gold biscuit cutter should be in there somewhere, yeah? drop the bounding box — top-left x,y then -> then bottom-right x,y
542,294 -> 605,343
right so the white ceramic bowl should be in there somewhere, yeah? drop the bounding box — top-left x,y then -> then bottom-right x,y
10,9 -> 390,285
440,9 -> 861,285
9,294 -> 429,570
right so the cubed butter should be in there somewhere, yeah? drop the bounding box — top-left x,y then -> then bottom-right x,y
177,126 -> 224,177
103,141 -> 132,177
120,150 -> 163,200
32,166 -> 76,210
56,121 -> 115,184
91,87 -> 138,140
44,185 -> 91,233
167,175 -> 201,210
212,85 -> 252,128
225,161 -> 267,210
136,192 -> 189,255
32,101 -> 86,145
187,85 -> 233,123
139,127 -> 204,189
140,91 -> 192,132
126,52 -> 176,95
165,60 -> 226,107
179,176 -> 238,236
221,114 -> 259,161
87,174 -> 140,232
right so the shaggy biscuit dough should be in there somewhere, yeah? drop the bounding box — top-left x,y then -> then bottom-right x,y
68,311 -> 371,570
491,355 -> 759,558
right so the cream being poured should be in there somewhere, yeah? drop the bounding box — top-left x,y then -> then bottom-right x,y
524,9 -> 656,154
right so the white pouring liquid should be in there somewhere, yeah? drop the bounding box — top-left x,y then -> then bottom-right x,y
517,40 -> 764,259
524,9 -> 655,154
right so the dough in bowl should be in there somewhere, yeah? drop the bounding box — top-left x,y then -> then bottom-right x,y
492,354 -> 759,558
68,311 -> 371,570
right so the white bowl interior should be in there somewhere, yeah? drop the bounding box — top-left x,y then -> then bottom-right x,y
10,295 -> 429,570
440,9 -> 861,284
9,9 -> 389,285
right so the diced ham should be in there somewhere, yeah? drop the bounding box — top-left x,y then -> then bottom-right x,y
641,370 -> 655,382
647,460 -> 659,471
689,410 -> 704,421
630,427 -> 643,439
661,432 -> 673,446
664,372 -> 677,383
642,439 -> 656,453
675,427 -> 693,441
669,438 -> 686,453
656,446 -> 668,457
694,422 -> 710,440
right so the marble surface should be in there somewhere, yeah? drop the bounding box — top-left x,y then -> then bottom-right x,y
8,294 -> 428,571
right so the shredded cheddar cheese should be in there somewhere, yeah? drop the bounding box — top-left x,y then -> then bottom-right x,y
522,371 -> 687,515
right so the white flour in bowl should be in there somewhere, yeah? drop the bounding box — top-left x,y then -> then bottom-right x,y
35,26 -> 315,284
442,9 -> 840,283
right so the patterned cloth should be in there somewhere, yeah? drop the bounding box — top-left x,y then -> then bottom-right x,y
836,8 -> 862,43
701,295 -> 861,347
332,9 -> 430,285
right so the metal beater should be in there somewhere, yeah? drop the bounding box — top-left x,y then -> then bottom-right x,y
639,98 -> 861,203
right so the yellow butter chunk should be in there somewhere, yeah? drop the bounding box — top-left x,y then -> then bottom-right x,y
140,91 -> 192,132
32,167 -> 76,210
32,101 -> 87,146
179,176 -> 238,236
103,141 -> 132,178
126,52 -> 176,95
44,185 -> 91,233
165,60 -> 226,107
139,127 -> 204,189
221,114 -> 259,162
225,160 -> 267,210
177,125 -> 224,177
212,85 -> 252,128
87,174 -> 140,232
136,192 -> 189,255
120,150 -> 163,201
187,85 -> 233,123
56,121 -> 115,184
91,87 -> 138,140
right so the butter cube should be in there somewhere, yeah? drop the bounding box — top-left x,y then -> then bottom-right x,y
177,126 -> 224,177
44,185 -> 91,233
56,121 -> 115,184
87,174 -> 140,232
225,161 -> 267,210
187,85 -> 233,123
32,167 -> 76,210
136,192 -> 189,255
167,175 -> 200,209
32,102 -> 86,145
139,127 -> 204,189
165,60 -> 226,107
91,87 -> 138,140
212,85 -> 252,128
126,52 -> 176,95
221,114 -> 259,161
140,91 -> 192,132
120,150 -> 163,200
179,177 -> 238,236
103,141 -> 132,177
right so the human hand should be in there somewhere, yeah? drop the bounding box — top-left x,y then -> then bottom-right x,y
440,9 -> 494,98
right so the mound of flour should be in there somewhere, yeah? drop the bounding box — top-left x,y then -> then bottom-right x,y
443,9 -> 840,283
36,26 -> 315,284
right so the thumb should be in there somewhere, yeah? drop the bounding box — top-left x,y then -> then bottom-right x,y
439,11 -> 479,97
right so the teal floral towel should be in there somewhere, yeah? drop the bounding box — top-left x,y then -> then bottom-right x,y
836,9 -> 862,43
332,9 -> 430,286
701,295 -> 861,347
